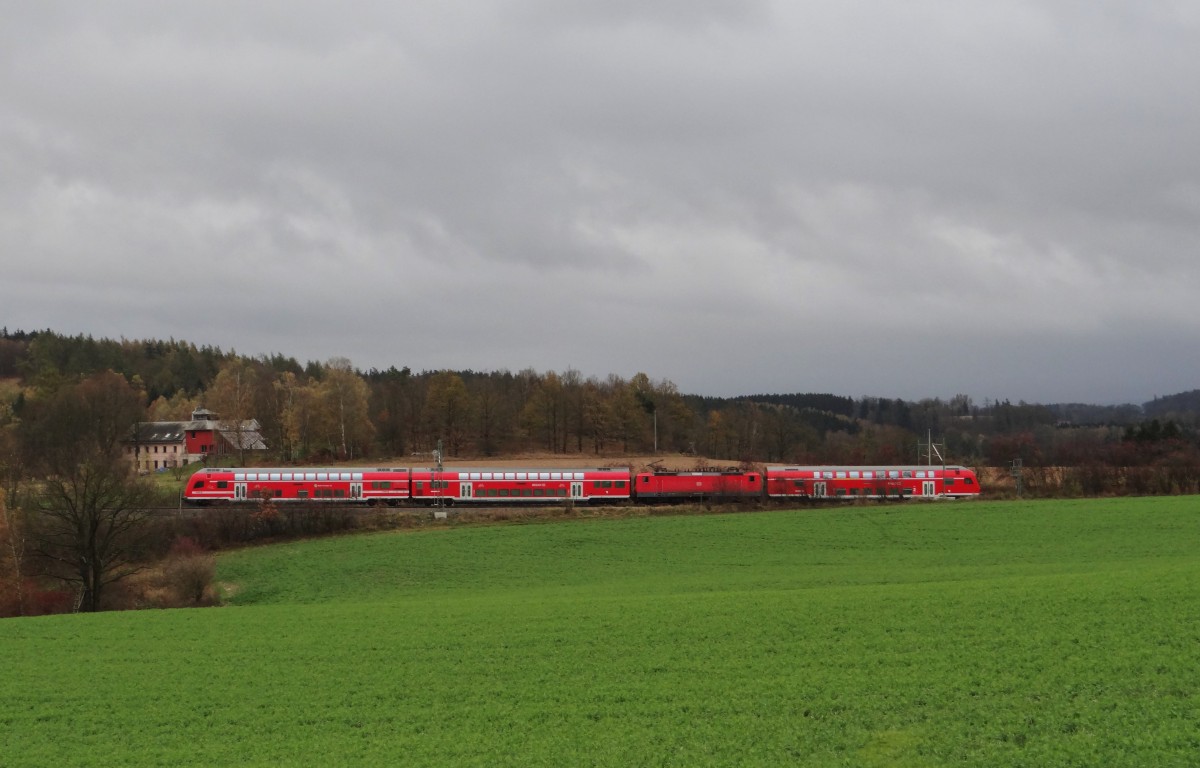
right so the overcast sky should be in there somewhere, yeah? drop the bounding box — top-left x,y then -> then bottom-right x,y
3,2 -> 1198,404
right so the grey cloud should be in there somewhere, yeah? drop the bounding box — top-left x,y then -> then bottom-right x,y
3,2 -> 1199,404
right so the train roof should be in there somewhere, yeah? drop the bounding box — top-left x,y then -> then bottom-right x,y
766,465 -> 971,471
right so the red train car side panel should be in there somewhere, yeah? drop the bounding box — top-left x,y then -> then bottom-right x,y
184,468 -> 411,504
634,471 -> 761,500
409,468 -> 632,503
765,466 -> 980,499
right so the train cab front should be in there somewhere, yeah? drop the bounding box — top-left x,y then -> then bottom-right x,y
943,466 -> 981,497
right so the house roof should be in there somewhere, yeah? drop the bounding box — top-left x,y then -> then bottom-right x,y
129,419 -> 267,450
219,424 -> 269,451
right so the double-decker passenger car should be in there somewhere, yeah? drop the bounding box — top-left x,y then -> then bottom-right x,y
764,465 -> 980,500
408,467 -> 631,504
184,467 -> 412,505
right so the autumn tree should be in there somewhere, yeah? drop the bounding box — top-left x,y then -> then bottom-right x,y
19,371 -> 156,612
522,371 -> 568,452
271,370 -> 308,462
204,359 -> 259,465
146,389 -> 200,422
314,359 -> 375,460
580,377 -> 613,454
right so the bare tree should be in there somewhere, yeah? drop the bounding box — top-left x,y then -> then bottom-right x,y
19,372 -> 156,612
423,371 -> 472,456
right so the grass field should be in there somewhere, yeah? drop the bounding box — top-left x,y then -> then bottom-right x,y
3,497 -> 1199,766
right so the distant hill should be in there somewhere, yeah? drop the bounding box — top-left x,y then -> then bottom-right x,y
1045,402 -> 1144,426
1144,390 -> 1200,418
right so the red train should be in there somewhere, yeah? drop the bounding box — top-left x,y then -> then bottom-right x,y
183,464 -> 979,505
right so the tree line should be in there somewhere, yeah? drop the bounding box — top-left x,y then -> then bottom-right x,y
3,329 -> 1200,469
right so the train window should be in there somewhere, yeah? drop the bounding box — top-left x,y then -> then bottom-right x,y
317,473 -> 328,481
615,480 -> 626,488
192,481 -> 205,489
945,478 -> 956,485
352,473 -> 363,481
481,473 -> 493,480
297,490 -> 308,498
749,475 -> 759,483
539,472 -> 550,480
889,471 -> 900,479
516,472 -> 527,480
965,477 -> 974,484
836,471 -> 846,478
849,471 -> 860,479
217,481 -> 228,489
641,476 -> 649,483
903,471 -> 913,478
863,471 -> 874,479
499,489 -> 509,497
551,472 -> 562,480
505,472 -> 516,480
234,473 -> 245,481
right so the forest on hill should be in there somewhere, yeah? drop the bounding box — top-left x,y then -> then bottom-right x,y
2,328 -> 1199,488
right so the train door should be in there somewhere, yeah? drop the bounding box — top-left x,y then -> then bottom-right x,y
350,483 -> 362,499
922,481 -> 936,497
461,483 -> 473,500
813,482 -> 827,498
571,482 -> 584,499
234,483 -> 247,500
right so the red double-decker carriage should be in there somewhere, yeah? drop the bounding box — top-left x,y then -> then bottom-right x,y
183,467 -> 413,505
408,467 -> 632,504
764,465 -> 980,500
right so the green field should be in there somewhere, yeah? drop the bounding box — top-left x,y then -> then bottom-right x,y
3,498 -> 1199,766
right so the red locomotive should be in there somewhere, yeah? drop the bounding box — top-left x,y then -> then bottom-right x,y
634,469 -> 762,501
